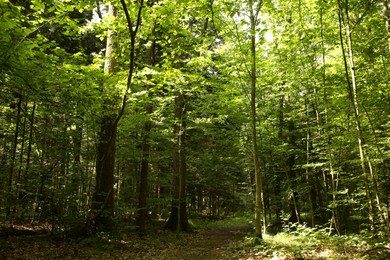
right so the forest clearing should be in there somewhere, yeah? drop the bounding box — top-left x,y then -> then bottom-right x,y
1,0 -> 390,259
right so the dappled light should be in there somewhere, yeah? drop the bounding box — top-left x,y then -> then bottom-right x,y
1,0 -> 390,258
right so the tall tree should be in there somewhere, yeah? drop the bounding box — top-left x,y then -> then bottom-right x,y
137,36 -> 156,234
337,0 -> 376,232
88,0 -> 144,230
89,4 -> 119,230
248,0 -> 265,238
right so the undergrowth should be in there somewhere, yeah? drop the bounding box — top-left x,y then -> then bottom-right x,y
230,223 -> 390,259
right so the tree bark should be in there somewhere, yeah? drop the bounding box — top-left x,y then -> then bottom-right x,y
165,92 -> 191,232
137,39 -> 156,234
20,102 -> 36,217
304,95 -> 314,227
6,93 -> 22,219
11,100 -> 27,218
89,4 -> 119,230
249,0 -> 265,238
24,103 -> 35,177
319,4 -> 333,226
383,0 -> 390,52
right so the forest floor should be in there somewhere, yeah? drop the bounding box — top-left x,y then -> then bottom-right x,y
1,221 -> 390,259
0,223 -> 250,259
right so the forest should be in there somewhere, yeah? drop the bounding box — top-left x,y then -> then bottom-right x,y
1,0 -> 390,259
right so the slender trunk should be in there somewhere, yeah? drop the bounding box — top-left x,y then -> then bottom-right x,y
304,95 -> 314,227
72,120 -> 83,213
296,3 -> 319,227
319,4 -> 332,225
381,1 -> 390,232
383,0 -> 390,52
177,97 -> 188,232
320,10 -> 339,231
17,101 -> 27,181
156,177 -> 161,217
22,102 -> 36,216
25,103 -> 36,177
337,0 -> 375,232
137,39 -> 156,234
137,126 -> 151,233
249,0 -> 265,237
329,160 -> 340,235
32,117 -> 51,223
59,117 -> 69,215
366,155 -> 387,233
363,107 -> 390,231
7,93 -> 22,219
166,92 -> 190,232
14,100 -> 28,217
270,96 -> 284,220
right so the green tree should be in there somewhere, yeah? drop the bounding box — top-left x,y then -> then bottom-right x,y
89,4 -> 119,230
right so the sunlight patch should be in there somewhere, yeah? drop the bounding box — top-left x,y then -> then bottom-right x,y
316,249 -> 333,258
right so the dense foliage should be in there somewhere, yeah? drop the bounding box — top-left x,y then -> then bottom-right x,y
1,0 -> 389,240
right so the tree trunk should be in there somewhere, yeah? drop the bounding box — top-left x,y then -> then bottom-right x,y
72,119 -> 84,214
249,0 -> 265,238
366,155 -> 388,233
165,92 -> 191,232
7,93 -> 22,219
89,4 -> 119,230
383,0 -> 390,52
337,0 -> 375,232
136,122 -> 151,233
304,95 -> 314,227
363,107 -> 390,231
22,102 -> 35,217
14,100 -> 27,218
137,39 -> 156,234
319,4 -> 331,225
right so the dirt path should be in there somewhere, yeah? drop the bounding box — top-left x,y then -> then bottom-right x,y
167,225 -> 251,260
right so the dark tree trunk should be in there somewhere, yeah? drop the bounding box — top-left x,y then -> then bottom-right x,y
14,100 -> 28,218
88,4 -> 118,231
21,102 -> 35,217
166,92 -> 191,232
288,192 -> 300,223
273,96 -> 284,217
91,114 -> 117,229
137,111 -> 152,233
136,39 -> 156,234
197,186 -> 203,214
7,93 -> 22,219
24,103 -> 35,177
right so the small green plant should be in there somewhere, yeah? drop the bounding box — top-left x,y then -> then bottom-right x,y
229,224 -> 387,259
